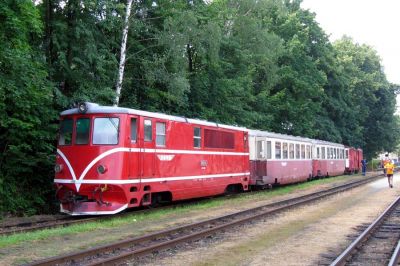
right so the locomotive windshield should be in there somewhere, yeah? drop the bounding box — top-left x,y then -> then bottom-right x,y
59,119 -> 73,145
93,118 -> 120,145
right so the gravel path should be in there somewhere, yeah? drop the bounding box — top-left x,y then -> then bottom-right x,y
138,175 -> 400,266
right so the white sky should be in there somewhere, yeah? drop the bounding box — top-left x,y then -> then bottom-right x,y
301,0 -> 400,85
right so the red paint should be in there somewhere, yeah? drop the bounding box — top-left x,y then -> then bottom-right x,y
55,111 -> 249,215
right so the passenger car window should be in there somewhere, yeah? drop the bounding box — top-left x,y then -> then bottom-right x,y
266,141 -> 272,159
257,141 -> 264,159
156,122 -> 166,146
289,143 -> 294,159
59,119 -> 73,145
93,118 -> 119,145
301,144 -> 305,159
282,143 -> 288,159
76,118 -> 90,145
275,142 -> 281,159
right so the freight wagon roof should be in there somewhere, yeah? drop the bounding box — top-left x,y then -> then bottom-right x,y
61,103 -> 247,132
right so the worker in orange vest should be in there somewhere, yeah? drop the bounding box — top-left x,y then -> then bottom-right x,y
384,160 -> 395,188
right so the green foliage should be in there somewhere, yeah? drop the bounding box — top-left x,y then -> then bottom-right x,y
0,0 -> 57,215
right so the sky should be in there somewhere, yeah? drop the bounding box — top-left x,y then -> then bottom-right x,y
301,0 -> 400,85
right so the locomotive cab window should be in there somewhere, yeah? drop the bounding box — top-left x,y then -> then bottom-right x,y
144,119 -> 152,142
156,122 -> 166,147
131,118 -> 137,143
93,118 -> 120,145
76,118 -> 90,145
59,119 -> 73,145
194,127 -> 201,148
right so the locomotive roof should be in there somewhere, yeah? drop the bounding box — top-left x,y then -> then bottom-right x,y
61,103 -> 247,131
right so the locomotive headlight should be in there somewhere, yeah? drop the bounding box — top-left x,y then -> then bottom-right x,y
97,165 -> 107,174
55,164 -> 63,173
78,102 -> 88,114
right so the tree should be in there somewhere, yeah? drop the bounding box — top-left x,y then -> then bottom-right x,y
0,0 -> 56,214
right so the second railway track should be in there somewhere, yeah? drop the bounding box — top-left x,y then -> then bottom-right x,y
28,174 -> 384,266
331,195 -> 400,266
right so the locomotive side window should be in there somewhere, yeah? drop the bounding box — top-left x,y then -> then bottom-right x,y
144,119 -> 152,142
296,144 -> 300,159
194,127 -> 201,148
275,142 -> 281,159
204,129 -> 234,149
93,118 -> 120,145
59,119 -> 73,145
156,122 -> 166,147
289,143 -> 294,159
131,118 -> 137,143
282,142 -> 288,159
76,118 -> 90,145
266,141 -> 272,159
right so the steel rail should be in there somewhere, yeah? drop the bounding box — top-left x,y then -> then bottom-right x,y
330,196 -> 400,266
28,174 -> 384,266
388,240 -> 400,266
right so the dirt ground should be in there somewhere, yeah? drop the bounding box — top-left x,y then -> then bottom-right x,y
0,173 -> 396,265
140,175 -> 400,266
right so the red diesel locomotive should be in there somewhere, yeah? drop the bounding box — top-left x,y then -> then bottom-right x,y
54,102 -> 362,215
55,103 -> 250,215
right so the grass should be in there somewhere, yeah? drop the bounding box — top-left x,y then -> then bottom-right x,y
0,174 -> 357,249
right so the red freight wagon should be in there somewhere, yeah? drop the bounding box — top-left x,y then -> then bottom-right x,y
54,103 -> 250,215
248,130 -> 313,187
312,140 -> 346,177
345,147 -> 363,174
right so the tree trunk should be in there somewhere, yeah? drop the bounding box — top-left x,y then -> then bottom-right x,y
114,0 -> 134,106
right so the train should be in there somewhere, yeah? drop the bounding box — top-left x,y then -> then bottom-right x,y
54,102 -> 363,215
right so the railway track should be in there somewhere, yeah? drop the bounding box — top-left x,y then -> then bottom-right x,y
331,196 -> 400,266
0,216 -> 99,236
0,174 -> 377,237
0,203 -> 188,237
28,174 -> 384,266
